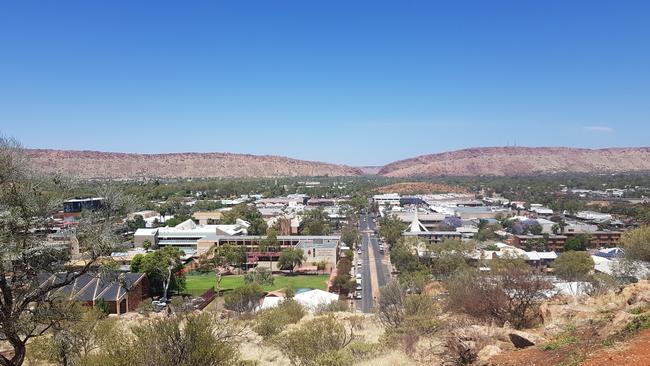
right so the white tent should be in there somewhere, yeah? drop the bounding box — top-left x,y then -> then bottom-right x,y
257,296 -> 284,311
294,289 -> 339,311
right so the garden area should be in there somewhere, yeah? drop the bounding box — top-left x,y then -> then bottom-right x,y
185,272 -> 330,296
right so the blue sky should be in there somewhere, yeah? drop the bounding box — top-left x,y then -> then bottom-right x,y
1,1 -> 649,166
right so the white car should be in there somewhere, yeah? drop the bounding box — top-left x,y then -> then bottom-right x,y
357,260 -> 362,267
355,273 -> 362,280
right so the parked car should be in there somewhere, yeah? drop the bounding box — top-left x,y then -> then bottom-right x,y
151,300 -> 167,312
354,290 -> 362,299
355,273 -> 362,280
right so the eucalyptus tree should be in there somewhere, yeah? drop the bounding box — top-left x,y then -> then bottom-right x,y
0,137 -> 134,366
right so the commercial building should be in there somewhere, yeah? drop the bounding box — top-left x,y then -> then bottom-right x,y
196,235 -> 341,270
193,211 -> 224,225
400,211 -> 463,244
373,193 -> 401,206
584,231 -> 622,248
134,218 -> 248,250
62,197 -> 104,218
511,234 -> 567,252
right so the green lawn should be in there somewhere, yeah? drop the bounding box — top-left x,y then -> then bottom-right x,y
184,273 -> 329,296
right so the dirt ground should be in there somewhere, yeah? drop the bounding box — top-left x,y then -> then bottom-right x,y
581,329 -> 650,366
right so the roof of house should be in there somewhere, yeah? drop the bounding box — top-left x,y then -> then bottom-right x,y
42,272 -> 145,303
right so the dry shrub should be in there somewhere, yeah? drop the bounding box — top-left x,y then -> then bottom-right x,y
273,315 -> 357,366
254,299 -> 306,340
445,263 -> 552,329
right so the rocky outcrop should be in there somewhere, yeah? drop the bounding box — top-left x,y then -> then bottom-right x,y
379,147 -> 650,177
26,149 -> 363,179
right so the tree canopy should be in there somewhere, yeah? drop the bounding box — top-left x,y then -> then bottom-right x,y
621,226 -> 650,262
300,208 -> 332,236
379,215 -> 407,246
278,249 -> 305,273
553,251 -> 595,281
221,204 -> 267,235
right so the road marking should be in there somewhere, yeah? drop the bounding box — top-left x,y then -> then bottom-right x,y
366,233 -> 380,307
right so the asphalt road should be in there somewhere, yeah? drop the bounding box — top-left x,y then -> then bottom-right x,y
358,213 -> 389,313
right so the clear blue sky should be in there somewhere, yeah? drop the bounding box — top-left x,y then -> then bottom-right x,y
1,1 -> 649,166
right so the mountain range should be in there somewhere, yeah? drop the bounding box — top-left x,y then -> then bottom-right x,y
26,147 -> 650,179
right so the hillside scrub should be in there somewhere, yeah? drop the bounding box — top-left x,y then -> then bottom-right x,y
254,299 -> 306,340
273,315 -> 358,366
445,256 -> 553,329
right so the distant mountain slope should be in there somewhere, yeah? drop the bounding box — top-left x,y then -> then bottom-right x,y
379,147 -> 650,177
26,149 -> 363,179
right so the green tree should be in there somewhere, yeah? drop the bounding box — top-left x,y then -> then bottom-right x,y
260,227 -> 280,270
621,226 -> 650,262
475,223 -> 501,242
216,244 -> 247,269
341,226 -> 361,249
429,239 -> 474,280
126,215 -> 146,231
244,267 -> 274,286
221,204 -> 267,235
528,223 -> 543,235
553,251 -> 595,282
524,237 -> 548,251
162,214 -> 192,227
300,208 -> 332,235
564,234 -> 590,251
224,283 -> 265,314
379,215 -> 407,246
132,247 -> 186,298
141,239 -> 152,251
390,238 -> 421,273
278,249 -> 305,273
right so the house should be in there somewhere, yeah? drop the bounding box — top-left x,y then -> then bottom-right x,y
41,272 -> 149,315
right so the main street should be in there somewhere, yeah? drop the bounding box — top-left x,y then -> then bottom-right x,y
358,213 -> 390,313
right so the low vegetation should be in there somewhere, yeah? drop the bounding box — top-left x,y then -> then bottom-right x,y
253,299 -> 306,340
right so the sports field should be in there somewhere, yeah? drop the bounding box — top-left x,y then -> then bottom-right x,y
185,273 -> 329,296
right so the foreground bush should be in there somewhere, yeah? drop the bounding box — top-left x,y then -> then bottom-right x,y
36,312 -> 244,366
273,315 -> 358,366
445,256 -> 552,329
254,299 -> 306,340
224,283 -> 266,314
